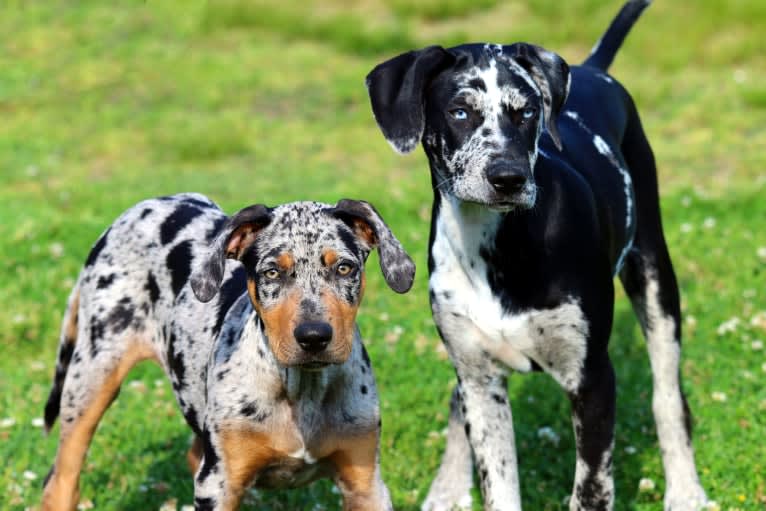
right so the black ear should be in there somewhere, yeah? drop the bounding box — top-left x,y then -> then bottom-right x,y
509,43 -> 570,150
366,46 -> 455,154
331,199 -> 416,294
190,204 -> 272,303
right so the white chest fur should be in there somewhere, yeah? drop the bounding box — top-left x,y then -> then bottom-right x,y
430,196 -> 589,392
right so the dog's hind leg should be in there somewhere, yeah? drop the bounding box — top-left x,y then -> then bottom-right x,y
42,290 -> 157,511
421,386 -> 475,511
619,105 -> 708,511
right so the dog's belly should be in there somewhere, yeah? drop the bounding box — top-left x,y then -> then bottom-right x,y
253,456 -> 331,489
430,211 -> 589,391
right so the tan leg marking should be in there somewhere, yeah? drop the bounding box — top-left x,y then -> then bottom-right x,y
42,342 -> 157,511
187,435 -> 203,475
218,427 -> 301,511
325,431 -> 385,511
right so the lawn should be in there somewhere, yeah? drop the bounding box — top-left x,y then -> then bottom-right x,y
1,0 -> 765,509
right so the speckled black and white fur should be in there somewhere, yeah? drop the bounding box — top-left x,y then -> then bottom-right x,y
41,193 -> 414,511
366,1 -> 708,510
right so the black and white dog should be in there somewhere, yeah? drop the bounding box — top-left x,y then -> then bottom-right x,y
366,1 -> 708,509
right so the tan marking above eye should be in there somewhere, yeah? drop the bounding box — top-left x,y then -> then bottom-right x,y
322,249 -> 339,267
276,252 -> 294,271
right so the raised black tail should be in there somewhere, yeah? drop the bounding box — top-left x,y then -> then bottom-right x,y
583,0 -> 651,71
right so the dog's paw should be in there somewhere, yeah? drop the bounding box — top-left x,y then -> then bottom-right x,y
664,486 -> 711,511
421,491 -> 472,511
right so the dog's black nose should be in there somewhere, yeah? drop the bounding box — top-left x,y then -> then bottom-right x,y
294,321 -> 333,353
487,162 -> 527,193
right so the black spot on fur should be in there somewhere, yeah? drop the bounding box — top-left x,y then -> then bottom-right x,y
469,78 -> 487,91
185,407 -> 201,435
194,497 -> 215,511
140,208 -> 153,219
107,297 -> 134,333
166,331 -> 186,390
360,385 -> 368,395
85,228 -> 110,267
166,240 -> 193,296
197,429 -> 220,483
490,393 -> 506,404
145,271 -> 160,304
213,267 -> 246,336
96,273 -> 116,289
240,401 -> 270,422
160,204 -> 204,245
43,341 -> 76,429
90,318 -> 105,358
361,345 -> 371,368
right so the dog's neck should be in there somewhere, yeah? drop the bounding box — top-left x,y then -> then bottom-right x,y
435,191 -> 504,255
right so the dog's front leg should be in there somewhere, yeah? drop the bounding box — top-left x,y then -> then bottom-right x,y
457,368 -> 521,511
567,355 -> 616,511
422,385 -> 475,511
192,426 -> 275,511
330,431 -> 393,511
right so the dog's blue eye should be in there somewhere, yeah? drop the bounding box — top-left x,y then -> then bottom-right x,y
450,109 -> 468,120
522,108 -> 536,119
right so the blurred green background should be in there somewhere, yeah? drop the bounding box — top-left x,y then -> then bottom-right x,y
1,0 -> 764,509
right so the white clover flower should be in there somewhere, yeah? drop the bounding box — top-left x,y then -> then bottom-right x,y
711,391 -> 727,402
717,317 -> 740,336
537,426 -> 560,446
638,478 -> 655,491
31,417 -> 45,428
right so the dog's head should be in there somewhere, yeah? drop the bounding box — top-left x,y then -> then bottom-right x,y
366,43 -> 570,210
190,200 -> 415,368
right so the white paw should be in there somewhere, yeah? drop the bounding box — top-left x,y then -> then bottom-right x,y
664,487 -> 710,511
421,491 -> 472,511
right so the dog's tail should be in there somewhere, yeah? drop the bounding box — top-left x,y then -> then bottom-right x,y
583,0 -> 651,71
43,279 -> 81,433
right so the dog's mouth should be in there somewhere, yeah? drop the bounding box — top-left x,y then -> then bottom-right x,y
296,361 -> 331,371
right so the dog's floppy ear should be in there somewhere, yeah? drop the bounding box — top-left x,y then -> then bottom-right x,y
331,199 -> 416,294
509,43 -> 570,150
366,46 -> 455,154
190,204 -> 272,303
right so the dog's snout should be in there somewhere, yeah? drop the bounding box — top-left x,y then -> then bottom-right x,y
487,162 -> 528,193
294,321 -> 333,353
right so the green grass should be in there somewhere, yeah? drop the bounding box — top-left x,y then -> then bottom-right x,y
1,0 -> 765,509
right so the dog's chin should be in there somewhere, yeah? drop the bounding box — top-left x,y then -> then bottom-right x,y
459,195 -> 536,212
296,361 -> 331,371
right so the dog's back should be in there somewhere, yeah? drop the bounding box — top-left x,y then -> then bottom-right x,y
44,193 -> 242,436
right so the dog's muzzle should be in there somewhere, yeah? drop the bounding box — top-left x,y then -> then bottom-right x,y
485,160 -> 535,209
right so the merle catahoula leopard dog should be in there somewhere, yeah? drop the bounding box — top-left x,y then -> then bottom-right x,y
365,1 -> 708,509
41,193 -> 415,511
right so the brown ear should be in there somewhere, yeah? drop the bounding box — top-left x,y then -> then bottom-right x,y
190,204 -> 272,302
331,199 -> 416,294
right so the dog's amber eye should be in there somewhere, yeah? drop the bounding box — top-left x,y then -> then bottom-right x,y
264,268 -> 280,280
450,108 -> 468,121
336,263 -> 354,276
